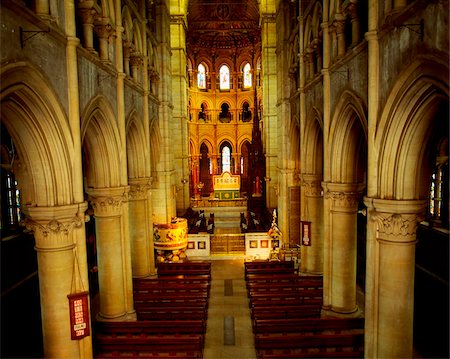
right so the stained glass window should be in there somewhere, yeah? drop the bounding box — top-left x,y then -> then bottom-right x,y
243,63 -> 252,88
198,64 -> 206,89
219,65 -> 230,90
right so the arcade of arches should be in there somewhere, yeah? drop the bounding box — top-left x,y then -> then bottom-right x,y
0,0 -> 448,358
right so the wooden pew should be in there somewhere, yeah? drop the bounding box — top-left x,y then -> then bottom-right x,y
251,305 -> 322,320
253,317 -> 364,334
255,332 -> 364,359
134,297 -> 208,310
95,333 -> 204,358
244,261 -> 297,278
157,261 -> 212,279
95,319 -> 206,336
137,307 -> 207,321
249,289 -> 323,308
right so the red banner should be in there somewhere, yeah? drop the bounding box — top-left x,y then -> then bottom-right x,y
67,291 -> 90,340
301,221 -> 311,246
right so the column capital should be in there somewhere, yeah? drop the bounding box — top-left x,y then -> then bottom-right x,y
22,202 -> 88,250
129,178 -> 152,200
364,197 -> 427,244
322,182 -> 365,209
300,174 -> 323,197
87,186 -> 130,217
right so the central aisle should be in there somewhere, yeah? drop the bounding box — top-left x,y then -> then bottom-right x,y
203,259 -> 257,359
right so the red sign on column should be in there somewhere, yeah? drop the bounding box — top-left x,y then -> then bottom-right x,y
67,291 -> 90,340
301,221 -> 311,246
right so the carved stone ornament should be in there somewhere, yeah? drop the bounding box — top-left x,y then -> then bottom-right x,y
90,195 -> 126,216
325,190 -> 359,208
372,212 -> 424,243
23,215 -> 83,237
301,178 -> 322,197
129,183 -> 152,200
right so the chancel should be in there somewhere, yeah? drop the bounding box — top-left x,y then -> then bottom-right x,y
0,0 -> 448,359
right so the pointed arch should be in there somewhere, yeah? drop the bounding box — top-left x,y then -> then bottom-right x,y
377,58 -> 449,199
329,90 -> 368,183
81,95 -> 122,188
304,107 -> 323,174
1,62 -> 74,206
126,110 -> 148,179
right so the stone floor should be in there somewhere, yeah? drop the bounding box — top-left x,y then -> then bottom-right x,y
203,258 -> 257,359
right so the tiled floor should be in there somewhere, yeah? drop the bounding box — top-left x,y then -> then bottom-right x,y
203,258 -> 257,359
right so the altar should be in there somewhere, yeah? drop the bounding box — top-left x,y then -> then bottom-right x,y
213,171 -> 240,200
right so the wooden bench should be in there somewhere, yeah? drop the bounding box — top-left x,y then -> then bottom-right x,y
96,352 -> 202,359
249,290 -> 323,308
133,288 -> 209,298
134,298 -> 208,311
157,262 -> 212,278
245,260 -> 295,273
94,319 -> 207,336
245,267 -> 297,279
255,332 -> 364,359
253,317 -> 364,334
137,308 -> 207,321
251,305 -> 322,320
247,277 -> 323,291
95,334 -> 204,358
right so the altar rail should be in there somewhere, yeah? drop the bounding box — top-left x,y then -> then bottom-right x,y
210,234 -> 245,254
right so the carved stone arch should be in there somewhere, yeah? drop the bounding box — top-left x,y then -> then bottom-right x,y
237,96 -> 252,109
311,2 -> 323,39
329,90 -> 368,183
304,15 -> 314,50
99,0 -> 116,25
198,139 -> 214,155
126,110 -> 148,179
132,19 -> 144,53
377,58 -> 449,200
0,62 -> 74,207
122,5 -> 134,42
304,107 -> 323,175
238,57 -> 253,71
217,138 -> 235,161
196,59 -> 212,72
81,95 -> 122,188
238,135 -> 252,152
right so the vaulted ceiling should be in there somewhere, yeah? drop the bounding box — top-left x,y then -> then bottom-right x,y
186,0 -> 261,50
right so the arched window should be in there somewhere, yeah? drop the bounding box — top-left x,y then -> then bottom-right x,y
243,63 -> 252,88
219,65 -> 230,90
221,144 -> 231,173
198,63 -> 206,89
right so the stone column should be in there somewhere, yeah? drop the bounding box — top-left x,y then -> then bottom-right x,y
88,187 -> 130,320
130,53 -> 143,83
94,19 -> 112,62
347,2 -> 361,46
334,16 -> 346,58
322,182 -> 364,316
23,203 -> 91,358
78,8 -> 96,51
300,174 -> 323,275
364,198 -> 426,358
129,178 -> 155,277
34,0 -> 49,16
123,41 -> 132,77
